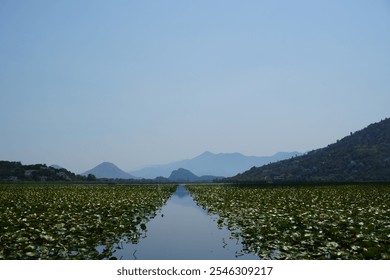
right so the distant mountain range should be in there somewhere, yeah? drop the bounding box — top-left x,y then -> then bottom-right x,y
82,162 -> 137,179
228,118 -> 390,183
129,151 -> 301,179
79,151 -> 301,180
2,119 -> 388,183
80,162 -> 221,182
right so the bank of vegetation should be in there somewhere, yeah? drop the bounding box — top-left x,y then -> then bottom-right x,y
188,184 -> 390,259
0,184 -> 176,259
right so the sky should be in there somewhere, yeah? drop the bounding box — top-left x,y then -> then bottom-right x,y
1,0 -> 389,173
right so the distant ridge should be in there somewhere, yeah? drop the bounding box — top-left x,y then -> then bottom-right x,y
82,162 -> 136,179
50,164 -> 63,170
130,151 -> 301,179
229,118 -> 390,183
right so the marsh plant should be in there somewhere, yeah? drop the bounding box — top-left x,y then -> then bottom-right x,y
0,184 -> 176,259
187,184 -> 390,259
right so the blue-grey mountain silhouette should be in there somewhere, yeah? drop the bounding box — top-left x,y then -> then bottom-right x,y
82,162 -> 136,179
130,151 -> 301,179
167,168 -> 222,182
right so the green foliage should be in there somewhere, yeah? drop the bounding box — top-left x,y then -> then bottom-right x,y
87,174 -> 97,181
0,184 -> 176,259
187,184 -> 390,259
0,161 -> 82,182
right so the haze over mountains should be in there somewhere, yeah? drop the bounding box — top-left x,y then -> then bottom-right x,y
75,116 -> 390,182
129,151 -> 301,179
2,118 -> 388,183
80,152 -> 300,180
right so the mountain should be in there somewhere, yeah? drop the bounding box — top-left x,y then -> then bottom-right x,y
167,168 -> 222,182
82,162 -> 136,179
168,168 -> 199,182
130,151 -> 301,179
229,118 -> 390,183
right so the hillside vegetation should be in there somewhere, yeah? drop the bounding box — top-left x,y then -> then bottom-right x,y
229,118 -> 390,183
0,161 -> 87,182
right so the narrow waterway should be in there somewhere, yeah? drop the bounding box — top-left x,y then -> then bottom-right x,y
112,185 -> 259,260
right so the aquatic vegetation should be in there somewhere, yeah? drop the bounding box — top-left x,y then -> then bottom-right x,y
187,184 -> 390,259
0,184 -> 176,259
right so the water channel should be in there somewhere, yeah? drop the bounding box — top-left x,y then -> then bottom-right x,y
111,185 -> 259,260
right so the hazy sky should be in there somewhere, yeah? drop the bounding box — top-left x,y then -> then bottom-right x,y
1,0 -> 389,173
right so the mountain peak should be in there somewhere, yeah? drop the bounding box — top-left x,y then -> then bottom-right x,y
198,151 -> 215,157
82,162 -> 136,179
97,162 -> 116,167
168,168 -> 199,182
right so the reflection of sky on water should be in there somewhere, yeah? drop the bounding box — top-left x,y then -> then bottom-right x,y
113,185 -> 259,260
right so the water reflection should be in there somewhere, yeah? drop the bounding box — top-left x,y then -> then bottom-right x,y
111,185 -> 259,260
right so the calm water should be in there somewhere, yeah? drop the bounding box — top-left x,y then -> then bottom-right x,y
110,185 -> 259,260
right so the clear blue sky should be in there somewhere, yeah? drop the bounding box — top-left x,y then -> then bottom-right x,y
1,0 -> 389,173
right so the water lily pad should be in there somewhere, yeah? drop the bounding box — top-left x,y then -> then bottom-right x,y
187,184 -> 390,260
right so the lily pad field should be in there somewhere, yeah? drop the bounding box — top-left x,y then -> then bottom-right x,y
1,183 -> 389,260
0,184 -> 175,259
187,184 -> 390,259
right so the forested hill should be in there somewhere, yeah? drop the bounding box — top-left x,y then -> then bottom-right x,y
228,118 -> 390,183
0,161 -> 87,182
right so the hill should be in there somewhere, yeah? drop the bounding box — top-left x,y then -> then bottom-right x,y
0,161 -> 84,181
167,168 -> 222,183
229,118 -> 390,183
50,164 -> 63,170
82,162 -> 136,179
130,151 -> 301,178
168,168 -> 199,182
